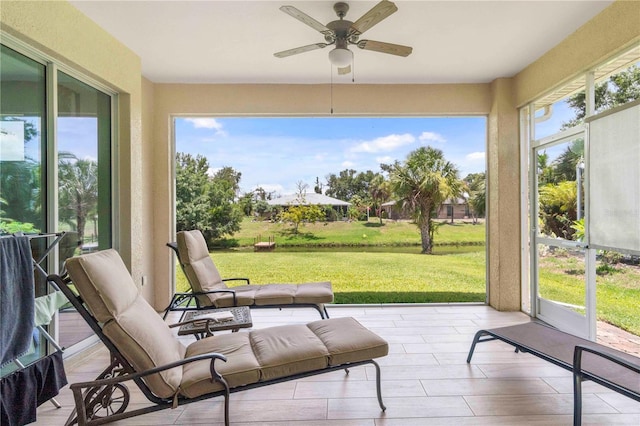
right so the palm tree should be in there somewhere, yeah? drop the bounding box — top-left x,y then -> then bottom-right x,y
369,174 -> 391,224
387,147 -> 462,254
59,159 -> 98,244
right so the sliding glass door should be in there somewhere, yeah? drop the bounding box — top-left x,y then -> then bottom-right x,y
0,40 -> 115,354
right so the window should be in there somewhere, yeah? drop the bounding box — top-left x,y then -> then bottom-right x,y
0,40 -> 115,358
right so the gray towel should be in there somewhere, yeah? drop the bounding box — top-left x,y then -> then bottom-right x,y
0,236 -> 35,367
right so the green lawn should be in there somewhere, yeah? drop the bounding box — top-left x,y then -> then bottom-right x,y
177,250 -> 487,304
216,217 -> 486,248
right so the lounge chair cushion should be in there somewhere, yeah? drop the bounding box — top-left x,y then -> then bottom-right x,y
308,317 -> 389,366
182,332 -> 261,395
66,250 -> 186,399
176,230 -> 226,303
179,317 -> 388,399
176,230 -> 334,308
211,282 -> 334,308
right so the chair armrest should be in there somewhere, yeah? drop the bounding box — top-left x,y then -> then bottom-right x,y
69,352 -> 228,391
222,277 -> 251,285
573,345 -> 640,377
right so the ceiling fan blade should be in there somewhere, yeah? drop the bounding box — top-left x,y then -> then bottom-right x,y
274,43 -> 328,58
350,0 -> 398,35
357,40 -> 412,57
337,65 -> 351,75
279,5 -> 333,35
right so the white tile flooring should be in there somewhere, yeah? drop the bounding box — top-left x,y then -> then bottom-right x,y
35,305 -> 640,425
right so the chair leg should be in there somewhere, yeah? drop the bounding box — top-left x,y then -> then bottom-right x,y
466,330 -> 485,363
371,360 -> 386,411
573,371 -> 583,426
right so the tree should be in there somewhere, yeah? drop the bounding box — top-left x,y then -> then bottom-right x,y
206,167 -> 243,239
59,158 -> 98,244
386,146 -> 462,254
561,65 -> 640,130
175,153 -> 243,243
369,174 -> 391,224
463,172 -> 486,224
175,153 -> 212,232
314,177 -> 323,194
325,169 -> 380,203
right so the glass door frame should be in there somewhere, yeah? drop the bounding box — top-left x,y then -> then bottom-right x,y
523,87 -> 598,340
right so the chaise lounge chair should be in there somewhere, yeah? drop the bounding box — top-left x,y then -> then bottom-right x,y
165,229 -> 334,319
49,249 -> 388,426
467,321 -> 640,425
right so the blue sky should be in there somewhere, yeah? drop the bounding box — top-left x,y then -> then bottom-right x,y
175,116 -> 491,196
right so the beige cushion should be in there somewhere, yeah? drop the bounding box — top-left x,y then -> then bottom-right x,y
65,249 -> 186,399
180,318 -> 388,398
307,317 -> 389,365
175,230 -> 334,309
181,333 -> 261,397
176,231 -> 226,307
250,324 -> 330,380
293,281 -> 334,304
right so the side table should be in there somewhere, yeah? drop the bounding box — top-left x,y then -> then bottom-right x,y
177,306 -> 252,339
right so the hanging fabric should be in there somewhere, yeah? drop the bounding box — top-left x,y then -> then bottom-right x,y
0,235 -> 35,367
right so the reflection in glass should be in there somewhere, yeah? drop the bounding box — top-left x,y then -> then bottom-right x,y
0,44 -> 48,373
57,71 -> 111,348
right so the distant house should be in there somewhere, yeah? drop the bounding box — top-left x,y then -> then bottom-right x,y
267,193 -> 350,208
267,193 -> 351,220
381,198 -> 470,221
436,198 -> 471,221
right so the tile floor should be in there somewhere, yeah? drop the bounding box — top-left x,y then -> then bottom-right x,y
35,305 -> 640,425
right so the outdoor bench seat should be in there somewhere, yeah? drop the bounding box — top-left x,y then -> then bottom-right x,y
467,321 -> 640,425
50,249 -> 388,426
165,230 -> 333,319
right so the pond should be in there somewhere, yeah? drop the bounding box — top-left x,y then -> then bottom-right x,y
217,244 -> 485,255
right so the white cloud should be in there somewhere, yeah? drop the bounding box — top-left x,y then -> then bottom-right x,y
376,156 -> 394,164
419,131 -> 446,144
350,133 -> 415,153
254,183 -> 284,197
342,161 -> 356,167
207,167 -> 221,177
466,151 -> 485,161
185,118 -> 227,136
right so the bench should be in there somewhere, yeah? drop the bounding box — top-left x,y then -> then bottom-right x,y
51,249 -> 388,426
467,321 -> 640,425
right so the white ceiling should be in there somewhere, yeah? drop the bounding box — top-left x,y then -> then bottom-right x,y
70,0 -> 613,85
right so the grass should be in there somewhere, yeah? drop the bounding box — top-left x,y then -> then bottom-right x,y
539,253 -> 640,336
216,217 -> 486,248
176,250 -> 487,304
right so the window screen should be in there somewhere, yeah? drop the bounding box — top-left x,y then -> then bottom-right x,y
587,100 -> 640,254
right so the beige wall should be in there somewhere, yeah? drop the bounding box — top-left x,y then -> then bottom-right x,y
0,1 -> 153,298
3,0 -> 639,313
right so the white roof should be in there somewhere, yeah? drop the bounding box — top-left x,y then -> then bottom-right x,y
267,193 -> 350,206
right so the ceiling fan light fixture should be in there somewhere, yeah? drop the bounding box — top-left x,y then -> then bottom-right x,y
328,47 -> 352,67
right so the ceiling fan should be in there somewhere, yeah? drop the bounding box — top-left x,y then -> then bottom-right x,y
274,0 -> 413,75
